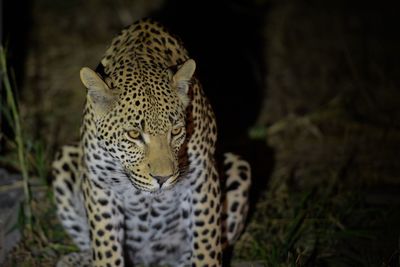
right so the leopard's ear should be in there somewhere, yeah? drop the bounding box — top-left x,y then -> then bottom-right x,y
173,59 -> 196,107
80,67 -> 118,117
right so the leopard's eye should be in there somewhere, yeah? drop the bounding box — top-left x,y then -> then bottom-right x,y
127,130 -> 141,140
171,126 -> 184,136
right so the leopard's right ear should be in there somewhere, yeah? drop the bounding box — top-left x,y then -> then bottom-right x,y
80,67 -> 117,117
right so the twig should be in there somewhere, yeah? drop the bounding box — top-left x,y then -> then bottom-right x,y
0,180 -> 23,193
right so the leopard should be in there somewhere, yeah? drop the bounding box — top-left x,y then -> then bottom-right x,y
52,18 -> 251,267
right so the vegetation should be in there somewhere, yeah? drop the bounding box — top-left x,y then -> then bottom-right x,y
1,46 -> 32,231
1,46 -> 75,267
234,95 -> 400,266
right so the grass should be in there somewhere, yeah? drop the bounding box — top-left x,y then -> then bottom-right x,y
0,45 -> 33,232
234,99 -> 400,266
234,180 -> 397,266
1,46 -> 74,267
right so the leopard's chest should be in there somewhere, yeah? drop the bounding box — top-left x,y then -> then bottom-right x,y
121,183 -> 192,265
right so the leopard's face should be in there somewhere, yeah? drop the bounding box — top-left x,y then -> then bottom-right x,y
93,67 -> 189,192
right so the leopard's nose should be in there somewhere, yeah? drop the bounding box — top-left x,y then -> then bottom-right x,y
150,174 -> 172,186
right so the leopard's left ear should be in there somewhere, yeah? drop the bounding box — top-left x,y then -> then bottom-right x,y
173,59 -> 196,107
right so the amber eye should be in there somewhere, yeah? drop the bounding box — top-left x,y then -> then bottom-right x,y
171,126 -> 183,136
127,130 -> 141,140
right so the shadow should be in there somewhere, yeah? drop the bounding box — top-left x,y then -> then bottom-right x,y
153,1 -> 273,265
222,141 -> 275,267
1,0 -> 32,152
153,0 -> 266,144
152,0 -> 273,194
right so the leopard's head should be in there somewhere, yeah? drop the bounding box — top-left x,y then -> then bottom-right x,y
80,59 -> 196,192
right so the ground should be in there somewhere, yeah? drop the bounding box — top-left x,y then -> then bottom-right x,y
1,0 -> 400,266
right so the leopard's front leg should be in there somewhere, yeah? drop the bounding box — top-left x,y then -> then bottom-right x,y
190,166 -> 222,267
82,174 -> 125,267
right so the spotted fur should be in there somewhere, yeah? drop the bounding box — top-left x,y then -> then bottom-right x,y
52,19 -> 251,267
